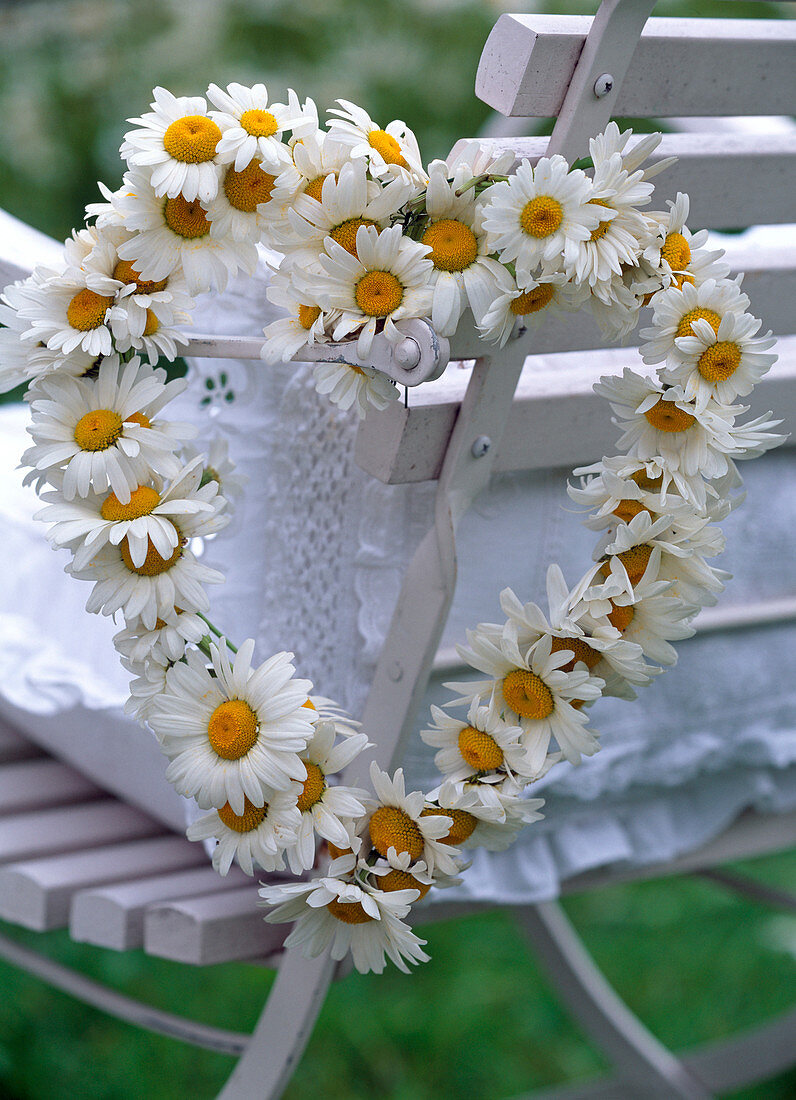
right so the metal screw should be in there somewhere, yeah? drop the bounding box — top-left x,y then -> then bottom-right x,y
471,435 -> 492,458
387,661 -> 403,682
395,337 -> 421,369
594,73 -> 614,98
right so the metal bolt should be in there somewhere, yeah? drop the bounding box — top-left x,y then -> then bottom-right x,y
387,661 -> 403,682
395,337 -> 421,369
594,73 -> 614,98
471,435 -> 492,458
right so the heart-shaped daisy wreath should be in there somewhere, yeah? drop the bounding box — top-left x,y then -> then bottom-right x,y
0,84 -> 785,975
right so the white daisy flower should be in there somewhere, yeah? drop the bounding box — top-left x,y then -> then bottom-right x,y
639,277 -> 750,367
433,779 -> 545,852
568,455 -> 703,528
478,270 -> 586,348
187,789 -> 302,876
179,436 -> 247,504
366,850 -> 436,901
449,627 -> 604,769
207,82 -> 299,173
586,582 -> 697,668
266,130 -> 352,222
363,762 -> 460,877
594,368 -> 743,481
149,640 -> 315,812
283,158 -> 414,261
204,158 -> 281,243
480,156 -> 603,285
573,153 -> 654,293
0,276 -> 97,390
122,86 -> 223,203
261,269 -> 336,364
122,651 -> 171,726
446,140 -> 516,180
421,697 -> 530,784
37,455 -> 223,570
314,224 -> 434,357
642,192 -> 730,296
18,271 -> 115,360
416,159 -> 512,336
589,268 -> 646,341
111,169 -> 257,295
113,608 -> 207,664
663,309 -> 777,409
589,122 -> 675,183
312,360 -> 398,419
67,512 -> 225,629
327,99 -> 426,184
284,720 -> 370,874
261,870 -> 428,974
22,357 -> 194,502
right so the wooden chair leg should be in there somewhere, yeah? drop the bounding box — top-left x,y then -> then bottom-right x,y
217,951 -> 337,1100
517,901 -> 712,1099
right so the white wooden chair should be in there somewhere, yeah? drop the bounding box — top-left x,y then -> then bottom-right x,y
1,1 -> 795,1096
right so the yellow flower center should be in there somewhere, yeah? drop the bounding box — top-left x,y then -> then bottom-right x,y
612,498 -> 650,524
630,469 -> 663,492
142,309 -> 159,337
66,289 -> 113,332
330,217 -> 378,257
120,534 -> 183,576
588,197 -> 612,242
550,635 -> 601,672
207,699 -> 259,759
223,159 -> 276,213
698,340 -> 742,383
112,260 -> 168,294
520,195 -> 563,239
126,411 -> 152,429
296,761 -> 326,812
421,806 -> 477,846
326,897 -> 374,924
100,484 -> 160,522
239,108 -> 279,138
354,270 -> 404,317
644,397 -> 697,433
369,805 -> 425,860
218,798 -> 267,833
510,283 -> 555,315
298,304 -> 321,330
661,231 -> 691,271
457,725 -> 504,771
302,699 -> 316,710
420,218 -> 479,272
163,195 -> 211,239
304,173 -> 331,202
600,544 -> 653,585
162,114 -> 221,164
73,409 -> 123,452
501,669 -> 554,721
376,869 -> 431,898
675,307 -> 721,340
607,602 -> 635,632
367,129 -> 408,169
326,841 -> 351,860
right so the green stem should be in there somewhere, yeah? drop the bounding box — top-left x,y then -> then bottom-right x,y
197,613 -> 239,654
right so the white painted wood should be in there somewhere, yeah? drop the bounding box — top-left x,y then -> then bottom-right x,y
0,799 -> 163,865
0,835 -> 206,931
544,0 -> 658,164
144,886 -> 285,964
356,335 -> 796,485
0,758 -> 102,816
448,132 -> 796,229
0,208 -> 63,289
71,864 -> 251,951
476,16 -> 796,120
0,721 -> 41,765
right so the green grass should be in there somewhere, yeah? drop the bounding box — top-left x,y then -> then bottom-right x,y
0,851 -> 793,1099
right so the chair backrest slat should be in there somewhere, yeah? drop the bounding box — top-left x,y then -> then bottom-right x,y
477,15 -> 796,119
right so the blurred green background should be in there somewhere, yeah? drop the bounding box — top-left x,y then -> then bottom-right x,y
0,1 -> 794,1097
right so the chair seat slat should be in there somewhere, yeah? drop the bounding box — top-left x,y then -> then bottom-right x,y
477,15 -> 796,119
0,800 -> 163,866
0,759 -> 102,817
